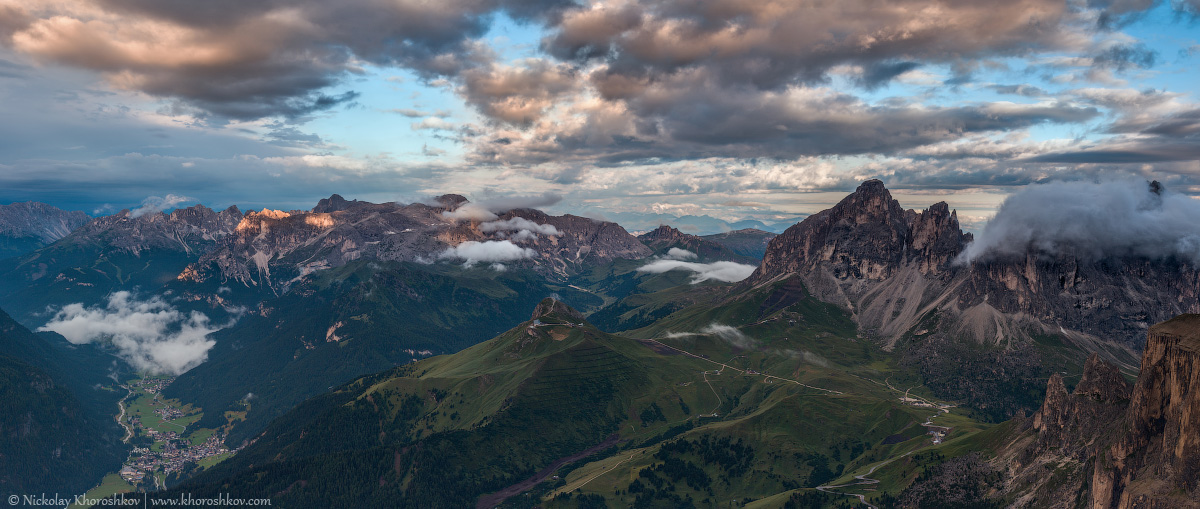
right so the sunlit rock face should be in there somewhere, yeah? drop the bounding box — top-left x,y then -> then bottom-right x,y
181,195 -> 653,293
1093,314 -> 1200,508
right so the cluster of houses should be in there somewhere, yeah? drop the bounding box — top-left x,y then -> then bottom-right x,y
134,377 -> 172,394
114,377 -> 235,486
120,433 -> 231,484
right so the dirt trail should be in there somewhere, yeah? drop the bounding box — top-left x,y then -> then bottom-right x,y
475,434 -> 621,509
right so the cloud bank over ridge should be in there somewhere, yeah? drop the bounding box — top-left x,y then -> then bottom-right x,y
961,179 -> 1200,264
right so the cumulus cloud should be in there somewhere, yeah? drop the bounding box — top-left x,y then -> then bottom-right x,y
37,292 -> 222,375
470,72 -> 1099,165
459,59 -> 579,125
663,247 -> 697,260
439,240 -> 535,266
4,0 -> 575,120
960,179 -> 1200,264
480,217 -> 561,236
637,259 -> 756,283
130,194 -> 195,218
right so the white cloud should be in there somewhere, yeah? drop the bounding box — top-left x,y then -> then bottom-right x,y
480,217 -> 562,236
38,292 -> 223,375
960,179 -> 1200,264
636,260 -> 756,283
439,240 -> 535,267
131,194 -> 194,218
664,248 -> 698,260
442,203 -> 499,222
441,192 -> 564,223
411,117 -> 458,131
700,323 -> 754,348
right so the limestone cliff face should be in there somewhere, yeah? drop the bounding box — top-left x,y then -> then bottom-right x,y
996,317 -> 1200,508
992,354 -> 1131,508
753,179 -> 958,283
749,179 -> 1200,358
1093,314 -> 1200,508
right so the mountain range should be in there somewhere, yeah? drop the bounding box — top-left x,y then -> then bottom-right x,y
1,180 -> 1197,507
0,201 -> 91,260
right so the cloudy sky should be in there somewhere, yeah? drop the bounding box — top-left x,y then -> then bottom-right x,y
1,0 -> 1198,232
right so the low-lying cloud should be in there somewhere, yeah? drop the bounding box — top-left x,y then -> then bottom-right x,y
960,179 -> 1200,264
131,194 -> 194,218
700,323 -> 755,349
664,248 -> 698,260
695,323 -> 827,365
442,192 -> 564,222
38,292 -> 221,375
439,240 -> 535,267
480,217 -> 561,236
637,260 -> 756,283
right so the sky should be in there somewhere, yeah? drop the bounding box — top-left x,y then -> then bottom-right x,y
1,0 -> 1198,233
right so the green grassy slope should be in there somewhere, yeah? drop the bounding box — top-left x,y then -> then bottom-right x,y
164,260 -> 604,446
149,286 -> 990,508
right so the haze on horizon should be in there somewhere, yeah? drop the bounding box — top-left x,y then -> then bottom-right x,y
1,0 -> 1198,233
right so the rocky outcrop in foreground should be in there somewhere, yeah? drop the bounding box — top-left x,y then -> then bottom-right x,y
1093,314 -> 1200,508
996,314 -> 1200,508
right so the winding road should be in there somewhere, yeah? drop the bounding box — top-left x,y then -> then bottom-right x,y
643,337 -> 844,395
816,451 -> 916,509
115,385 -> 134,443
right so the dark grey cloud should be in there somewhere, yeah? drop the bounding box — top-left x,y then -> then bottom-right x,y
471,70 -> 1099,165
464,0 -> 1128,166
6,0 -> 579,121
1028,143 -> 1200,163
857,61 -> 923,91
0,57 -> 29,79
988,84 -> 1050,97
1031,105 -> 1200,163
264,125 -> 333,149
1092,43 -> 1158,72
1176,0 -> 1200,17
1140,108 -> 1200,137
1090,0 -> 1157,28
459,59 -> 579,125
545,0 -> 1084,92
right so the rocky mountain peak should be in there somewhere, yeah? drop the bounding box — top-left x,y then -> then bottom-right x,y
531,297 -> 585,322
751,179 -> 966,284
640,225 -> 691,242
0,202 -> 90,237
1074,353 -> 1132,404
1031,372 -> 1071,434
312,194 -> 355,213
837,178 -> 905,223
435,194 -> 469,208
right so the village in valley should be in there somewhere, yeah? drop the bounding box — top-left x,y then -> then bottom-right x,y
71,375 -> 242,508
